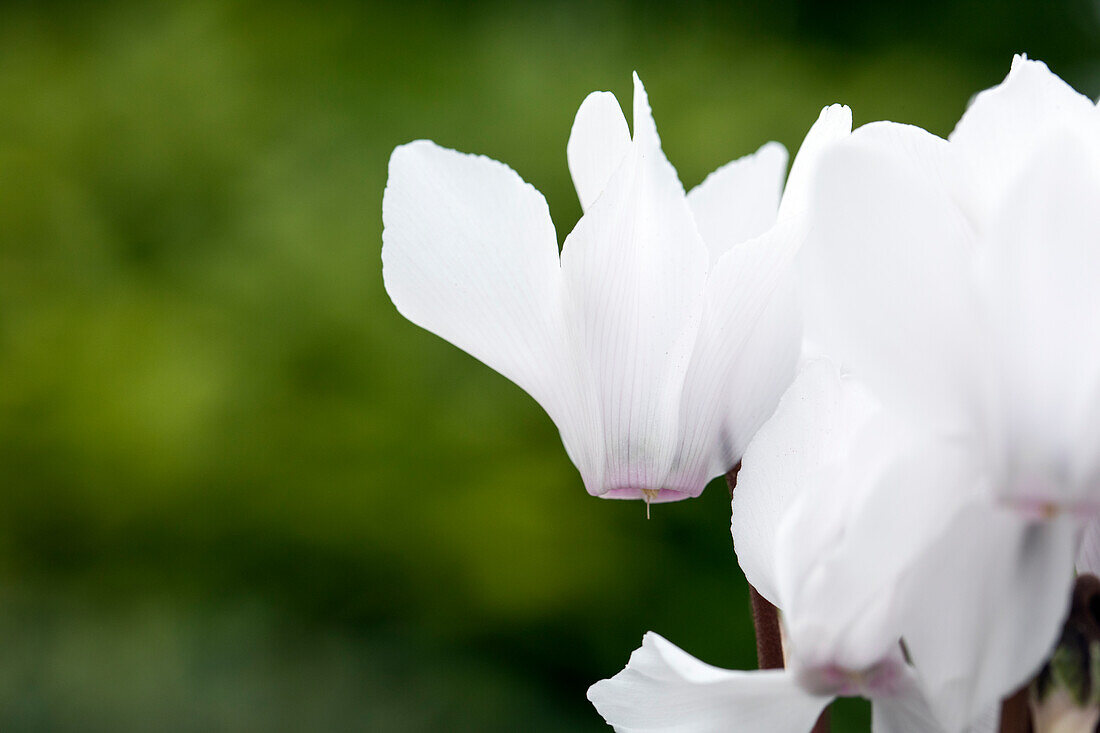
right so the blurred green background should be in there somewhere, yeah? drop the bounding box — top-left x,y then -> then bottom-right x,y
0,0 -> 1097,730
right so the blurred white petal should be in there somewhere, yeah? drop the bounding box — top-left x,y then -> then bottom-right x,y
799,121 -> 983,434
732,359 -> 876,606
900,505 -> 1079,732
871,665 -> 947,733
1078,519 -> 1100,576
950,55 -> 1097,219
979,134 -> 1100,502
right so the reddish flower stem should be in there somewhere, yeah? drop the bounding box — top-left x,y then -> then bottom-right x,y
727,465 -> 831,732
811,708 -> 831,733
748,585 -> 785,669
998,684 -> 1032,733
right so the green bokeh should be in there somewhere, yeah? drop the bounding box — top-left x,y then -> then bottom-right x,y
0,1 -> 1095,729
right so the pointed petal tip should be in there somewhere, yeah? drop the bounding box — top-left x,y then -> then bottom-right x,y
1010,52 -> 1043,70
1006,53 -> 1054,80
631,71 -> 648,104
630,71 -> 658,143
817,103 -> 853,132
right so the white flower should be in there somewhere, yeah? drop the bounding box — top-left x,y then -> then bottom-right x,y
382,73 -> 850,501
797,56 -> 1097,730
590,361 -> 996,732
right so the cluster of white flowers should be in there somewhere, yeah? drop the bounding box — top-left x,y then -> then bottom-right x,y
381,56 -> 1100,732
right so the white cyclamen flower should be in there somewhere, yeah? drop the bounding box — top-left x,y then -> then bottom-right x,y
591,361 -> 997,732
798,56 -> 1096,730
382,73 -> 849,501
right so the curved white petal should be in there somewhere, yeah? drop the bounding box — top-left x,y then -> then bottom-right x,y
382,141 -> 600,485
670,219 -> 802,499
568,91 -> 632,212
900,504 -> 1079,733
798,121 -> 984,434
731,359 -> 876,606
687,141 -> 788,262
950,55 -> 1097,219
777,104 -> 852,222
979,134 -> 1100,502
588,632 -> 831,733
560,73 -> 709,499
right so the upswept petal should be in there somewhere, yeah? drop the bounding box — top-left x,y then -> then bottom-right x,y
978,134 -> 1100,501
588,632 -> 831,733
776,104 -> 852,221
899,504 -> 1079,733
950,55 -> 1097,219
382,141 -> 600,479
798,121 -> 984,434
687,141 -> 788,262
731,359 -> 876,606
560,73 -> 709,498
568,91 -> 632,212
669,219 -> 802,499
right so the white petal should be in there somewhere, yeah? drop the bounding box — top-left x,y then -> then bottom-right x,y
731,359 -> 876,606
798,121 -> 984,434
670,219 -> 802,499
560,74 -> 709,499
382,141 -> 600,486
900,504 -> 1079,733
776,104 -> 852,222
1077,517 -> 1100,576
774,420 -> 978,671
979,134 -> 1100,501
964,706 -> 1002,733
871,667 -> 946,733
687,141 -> 788,262
568,91 -> 632,212
588,632 -> 831,733
950,55 -> 1097,219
